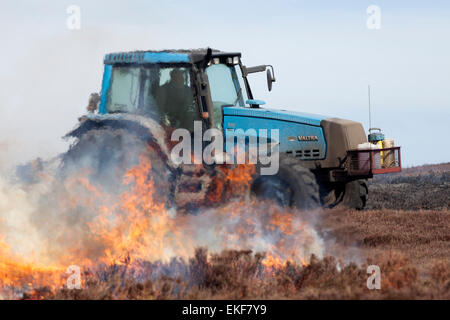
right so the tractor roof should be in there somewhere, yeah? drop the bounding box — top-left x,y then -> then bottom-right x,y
104,48 -> 241,65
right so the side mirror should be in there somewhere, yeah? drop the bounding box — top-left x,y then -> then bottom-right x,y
87,93 -> 100,113
243,64 -> 276,91
267,68 -> 275,92
266,65 -> 275,91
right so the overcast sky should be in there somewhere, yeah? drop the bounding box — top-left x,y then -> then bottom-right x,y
0,0 -> 449,170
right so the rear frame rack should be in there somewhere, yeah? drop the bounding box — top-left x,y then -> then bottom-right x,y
346,146 -> 402,176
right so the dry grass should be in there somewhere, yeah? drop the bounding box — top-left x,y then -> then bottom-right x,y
317,209 -> 450,271
29,246 -> 448,300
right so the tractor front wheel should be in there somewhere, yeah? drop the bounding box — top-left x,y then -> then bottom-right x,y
342,180 -> 368,210
250,154 -> 320,210
321,179 -> 368,210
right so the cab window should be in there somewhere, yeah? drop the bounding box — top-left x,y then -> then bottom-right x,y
206,64 -> 245,129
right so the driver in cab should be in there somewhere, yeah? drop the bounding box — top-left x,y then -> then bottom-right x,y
155,68 -> 197,131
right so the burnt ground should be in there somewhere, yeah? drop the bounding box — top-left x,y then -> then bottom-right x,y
366,163 -> 450,210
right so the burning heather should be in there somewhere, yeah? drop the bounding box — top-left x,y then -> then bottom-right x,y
0,146 -> 324,299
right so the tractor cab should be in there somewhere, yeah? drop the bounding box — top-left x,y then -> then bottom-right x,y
96,49 -> 274,132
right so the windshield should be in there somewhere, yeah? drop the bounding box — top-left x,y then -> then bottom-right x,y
206,64 -> 246,128
106,65 -> 198,131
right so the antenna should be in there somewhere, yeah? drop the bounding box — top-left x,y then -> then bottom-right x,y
368,85 -> 372,130
367,85 -> 385,144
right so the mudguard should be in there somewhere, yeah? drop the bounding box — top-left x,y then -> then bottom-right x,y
65,113 -> 178,170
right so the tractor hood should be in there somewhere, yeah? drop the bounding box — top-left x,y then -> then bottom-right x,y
222,106 -> 367,167
223,107 -> 326,126
222,106 -> 328,160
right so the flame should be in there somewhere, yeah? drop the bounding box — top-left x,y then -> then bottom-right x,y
0,237 -> 66,298
208,164 -> 255,203
262,253 -> 285,270
0,151 -> 323,297
87,154 -> 193,264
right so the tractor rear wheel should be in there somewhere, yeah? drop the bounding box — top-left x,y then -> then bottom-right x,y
250,154 -> 320,210
61,127 -> 172,203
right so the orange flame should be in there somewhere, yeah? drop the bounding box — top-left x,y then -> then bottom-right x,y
0,151 -> 322,297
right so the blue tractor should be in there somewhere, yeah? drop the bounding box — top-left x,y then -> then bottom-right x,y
65,48 -> 401,211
